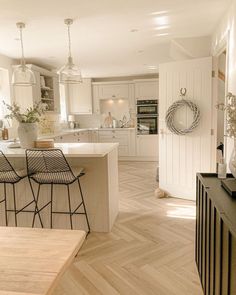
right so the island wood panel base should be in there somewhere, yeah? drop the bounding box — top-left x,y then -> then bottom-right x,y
0,149 -> 119,232
196,174 -> 236,295
0,227 -> 86,295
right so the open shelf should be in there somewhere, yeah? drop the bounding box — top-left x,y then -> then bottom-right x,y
40,75 -> 56,112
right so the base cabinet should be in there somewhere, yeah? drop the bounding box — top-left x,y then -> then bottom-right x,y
54,131 -> 89,143
196,174 -> 236,295
136,135 -> 158,160
98,129 -> 135,157
52,129 -> 159,161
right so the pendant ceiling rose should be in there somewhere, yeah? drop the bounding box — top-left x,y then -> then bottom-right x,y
64,19 -> 73,26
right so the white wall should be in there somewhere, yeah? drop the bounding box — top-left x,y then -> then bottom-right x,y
212,0 -> 236,163
0,53 -> 15,136
0,53 -> 14,106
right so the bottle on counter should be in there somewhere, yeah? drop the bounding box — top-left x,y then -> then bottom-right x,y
2,127 -> 9,140
104,112 -> 114,128
218,157 -> 227,179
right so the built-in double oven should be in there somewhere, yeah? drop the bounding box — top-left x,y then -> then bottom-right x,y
137,100 -> 158,135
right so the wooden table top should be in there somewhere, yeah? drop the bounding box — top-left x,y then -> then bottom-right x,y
0,227 -> 86,295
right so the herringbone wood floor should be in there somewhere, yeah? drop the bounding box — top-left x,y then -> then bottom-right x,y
54,162 -> 203,295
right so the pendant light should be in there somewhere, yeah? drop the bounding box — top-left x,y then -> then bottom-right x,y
12,22 -> 36,86
58,18 -> 82,84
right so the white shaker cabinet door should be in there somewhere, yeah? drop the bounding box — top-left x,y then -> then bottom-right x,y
67,78 -> 92,114
135,80 -> 158,100
136,135 -> 159,159
92,85 -> 100,114
98,84 -> 129,99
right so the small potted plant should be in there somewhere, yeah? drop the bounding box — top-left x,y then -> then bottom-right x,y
4,101 -> 47,148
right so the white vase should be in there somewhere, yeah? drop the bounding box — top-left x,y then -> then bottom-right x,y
18,123 -> 38,148
229,140 -> 236,178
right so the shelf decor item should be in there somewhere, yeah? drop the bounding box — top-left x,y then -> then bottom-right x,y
12,22 -> 36,86
4,101 -> 47,148
58,18 -> 82,84
68,114 -> 75,129
165,88 -> 200,135
217,92 -> 236,178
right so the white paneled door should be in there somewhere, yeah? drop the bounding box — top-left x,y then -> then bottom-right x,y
159,57 -> 214,200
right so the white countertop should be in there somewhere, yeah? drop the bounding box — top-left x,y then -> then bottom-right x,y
40,127 -> 135,139
0,142 -> 119,158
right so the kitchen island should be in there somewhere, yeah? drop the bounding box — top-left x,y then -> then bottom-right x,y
0,142 -> 119,232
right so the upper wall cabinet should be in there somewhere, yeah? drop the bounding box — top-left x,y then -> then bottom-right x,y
98,84 -> 129,99
92,82 -> 134,114
67,78 -> 92,115
134,79 -> 159,100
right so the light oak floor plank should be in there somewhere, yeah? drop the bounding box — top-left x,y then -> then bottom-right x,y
53,161 -> 203,295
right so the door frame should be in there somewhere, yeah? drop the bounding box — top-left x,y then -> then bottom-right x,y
212,30 -> 229,167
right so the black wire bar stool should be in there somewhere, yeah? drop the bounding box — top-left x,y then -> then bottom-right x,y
0,150 -> 43,227
25,149 -> 90,233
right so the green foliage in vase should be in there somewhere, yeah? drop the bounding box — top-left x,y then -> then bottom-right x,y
3,101 -> 47,123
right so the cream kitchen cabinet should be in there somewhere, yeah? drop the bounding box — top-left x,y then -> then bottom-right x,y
134,79 -> 158,100
92,82 -> 134,114
67,78 -> 92,114
54,131 -> 89,143
90,130 -> 99,142
92,85 -> 100,114
136,135 -> 159,160
98,83 -> 129,99
98,129 -> 135,157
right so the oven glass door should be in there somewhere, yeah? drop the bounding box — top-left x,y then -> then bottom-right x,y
137,116 -> 158,134
137,105 -> 158,115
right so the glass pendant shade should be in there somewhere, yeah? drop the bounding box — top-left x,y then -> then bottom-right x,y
58,57 -> 82,84
58,18 -> 82,84
12,22 -> 36,87
12,65 -> 36,86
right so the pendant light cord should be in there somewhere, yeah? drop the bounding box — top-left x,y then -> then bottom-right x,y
67,23 -> 72,59
19,26 -> 26,67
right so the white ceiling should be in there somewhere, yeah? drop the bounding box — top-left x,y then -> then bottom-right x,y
0,0 -> 231,77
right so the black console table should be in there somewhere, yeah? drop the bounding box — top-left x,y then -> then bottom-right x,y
196,173 -> 236,295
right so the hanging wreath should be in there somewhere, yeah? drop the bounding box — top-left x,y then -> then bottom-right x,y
165,89 -> 200,135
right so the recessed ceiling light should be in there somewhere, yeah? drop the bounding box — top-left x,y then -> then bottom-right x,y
147,65 -> 158,70
155,16 -> 169,26
155,25 -> 170,30
156,33 -> 169,37
130,29 -> 138,33
151,10 -> 169,16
